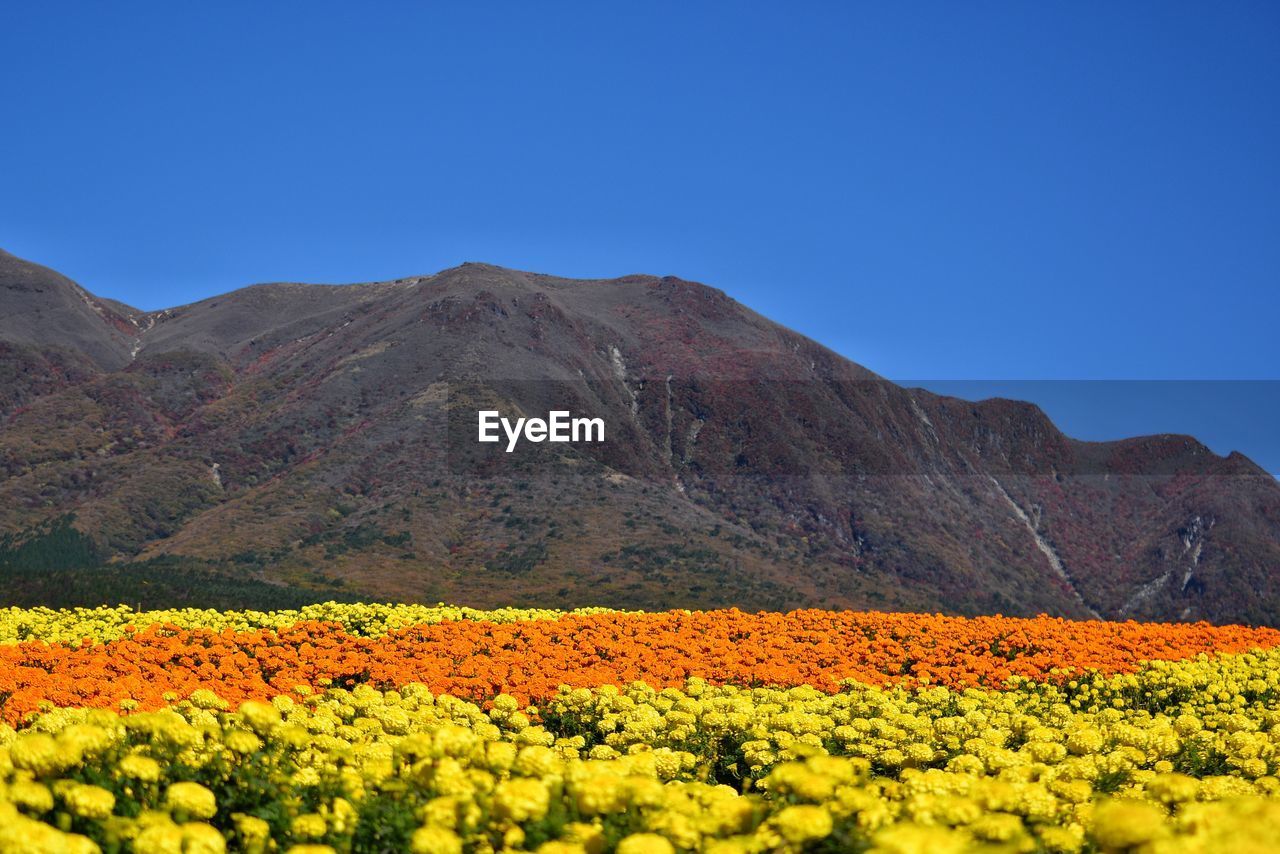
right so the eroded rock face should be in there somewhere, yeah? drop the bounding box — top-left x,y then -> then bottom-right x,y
1,249 -> 1277,622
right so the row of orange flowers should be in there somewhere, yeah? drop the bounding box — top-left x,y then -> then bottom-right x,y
2,608 -> 1277,724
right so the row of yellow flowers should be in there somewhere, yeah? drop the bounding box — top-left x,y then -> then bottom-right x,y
0,603 -> 617,646
5,648 -> 1280,852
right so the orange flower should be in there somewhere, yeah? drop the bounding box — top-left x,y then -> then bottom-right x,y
1,609 -> 1276,724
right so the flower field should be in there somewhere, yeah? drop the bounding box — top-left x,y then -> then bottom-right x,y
3,606 -> 1280,852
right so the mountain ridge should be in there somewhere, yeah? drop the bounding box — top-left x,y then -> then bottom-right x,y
2,249 -> 1278,623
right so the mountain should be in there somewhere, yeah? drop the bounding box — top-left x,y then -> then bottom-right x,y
2,249 -> 1278,622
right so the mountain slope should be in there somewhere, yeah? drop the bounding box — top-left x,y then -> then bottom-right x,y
2,251 -> 1278,622
0,249 -> 143,370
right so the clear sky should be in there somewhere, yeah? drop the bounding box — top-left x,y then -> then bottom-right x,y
2,3 -> 1277,469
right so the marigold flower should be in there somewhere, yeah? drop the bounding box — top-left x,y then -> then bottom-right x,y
7,780 -> 54,813
9,733 -> 62,776
616,833 -> 675,854
292,813 -> 328,840
770,804 -> 834,844
181,822 -> 227,854
495,778 -> 552,823
119,753 -> 163,782
1091,800 -> 1167,849
134,822 -> 185,854
164,781 -> 218,820
411,825 -> 464,854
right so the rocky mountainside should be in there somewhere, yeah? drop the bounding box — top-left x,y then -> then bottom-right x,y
2,248 -> 1278,622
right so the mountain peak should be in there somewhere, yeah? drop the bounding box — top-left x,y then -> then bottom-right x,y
2,251 -> 1277,623
0,250 -> 140,369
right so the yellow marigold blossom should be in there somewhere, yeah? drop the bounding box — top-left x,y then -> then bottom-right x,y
1038,823 -> 1085,853
238,700 -> 282,734
485,740 -> 518,771
325,797 -> 356,834
515,745 -> 560,777
870,822 -> 972,854
410,825 -> 466,854
224,729 -> 263,754
766,763 -> 837,801
536,842 -> 589,854
233,813 -> 272,845
615,833 -> 675,854
495,778 -> 552,823
62,783 -> 115,819
164,781 -> 218,820
291,767 -> 322,788
1066,728 -> 1105,755
180,822 -> 227,854
8,779 -> 55,813
278,724 -> 312,750
9,733 -> 64,776
134,821 -> 186,854
59,723 -> 115,760
769,804 -> 834,845
292,813 -> 328,839
431,725 -> 480,759
187,690 -> 228,711
969,812 -> 1027,844
119,753 -> 163,782
1240,758 -> 1269,778
1146,772 -> 1199,804
1091,799 -> 1167,849
572,773 -> 627,815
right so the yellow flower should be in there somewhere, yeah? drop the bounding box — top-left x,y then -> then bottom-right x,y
485,740 -> 517,771
770,805 -> 834,845
182,822 -> 228,854
1066,729 -> 1105,755
165,781 -> 218,820
63,783 -> 116,819
573,773 -> 626,815
292,813 -> 328,839
278,725 -> 311,750
188,690 -> 228,711
1039,824 -> 1085,854
1146,773 -> 1199,804
492,694 -> 520,714
119,753 -> 163,782
410,826 -> 463,854
765,763 -> 837,801
59,724 -> 115,759
870,823 -> 972,854
238,701 -> 282,734
559,822 -> 606,854
1240,758 -> 1269,779
326,797 -> 356,834
515,745 -> 560,777
224,729 -> 264,755
1091,799 -> 1167,850
537,843 -> 588,854
495,778 -> 552,823
9,733 -> 64,776
616,833 -> 675,854
432,725 -> 480,759
134,822 -> 186,854
291,767 -> 322,788
969,812 -> 1026,844
7,780 -> 54,813
233,813 -> 272,846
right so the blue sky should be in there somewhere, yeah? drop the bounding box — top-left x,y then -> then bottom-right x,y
2,3 -> 1277,470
